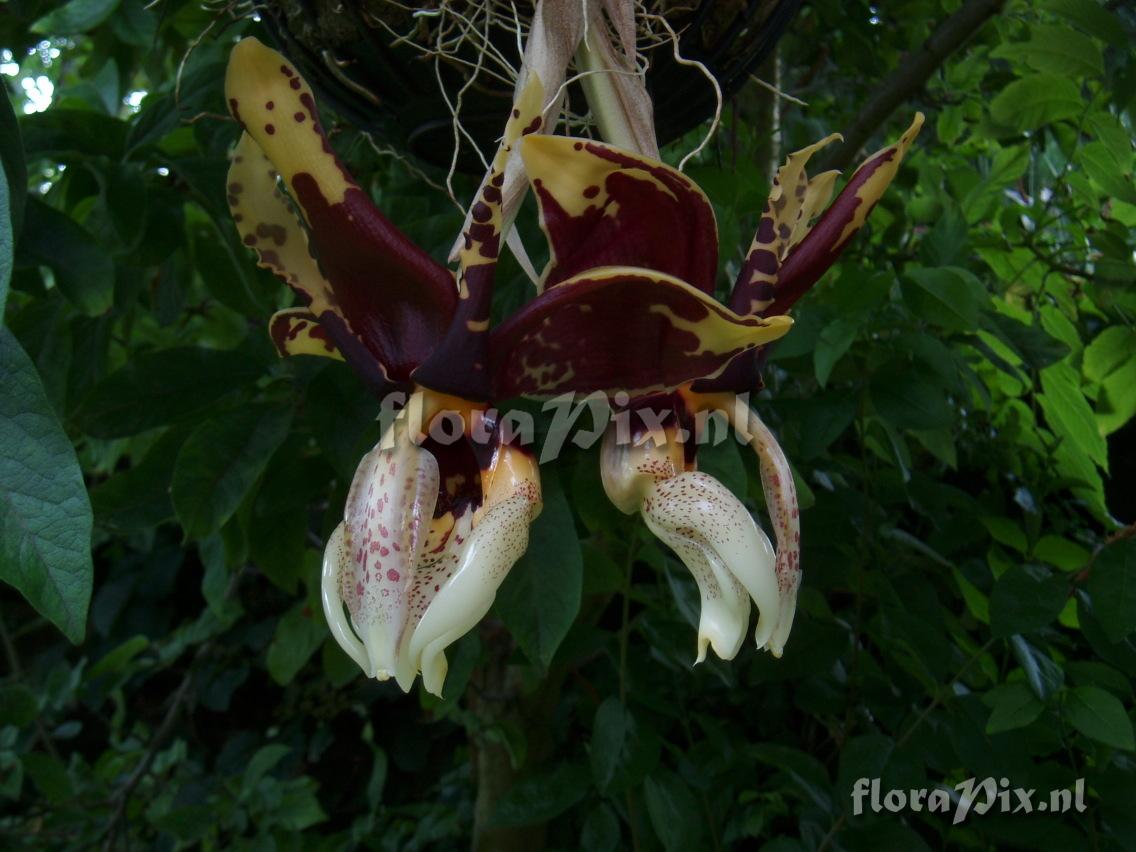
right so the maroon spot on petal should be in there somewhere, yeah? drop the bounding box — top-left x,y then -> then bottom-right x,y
573,141 -> 583,150
491,172 -> 505,187
265,100 -> 275,110
748,249 -> 778,275
355,582 -> 364,598
280,64 -> 294,76
265,123 -> 276,135
243,234 -> 257,246
483,186 -> 502,204
512,108 -> 520,118
471,202 -> 492,223
756,216 -> 775,243
522,116 -> 542,135
256,222 -> 288,246
290,78 -> 301,90
387,568 -> 400,582
582,185 -> 599,199
294,111 -> 306,122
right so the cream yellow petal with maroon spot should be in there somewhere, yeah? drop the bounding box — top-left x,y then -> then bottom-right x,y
599,425 -> 780,662
731,133 -> 841,315
643,473 -> 780,661
733,405 -> 801,657
395,446 -> 542,696
321,418 -> 440,680
765,113 -> 925,318
519,137 -> 719,294
227,132 -> 335,314
268,309 -> 344,361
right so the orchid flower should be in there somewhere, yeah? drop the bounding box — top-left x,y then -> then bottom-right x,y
224,37 -> 549,695
503,117 -> 922,661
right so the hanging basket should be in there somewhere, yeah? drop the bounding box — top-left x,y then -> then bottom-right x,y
260,0 -> 801,171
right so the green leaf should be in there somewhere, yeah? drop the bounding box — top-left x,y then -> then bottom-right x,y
0,684 -> 38,727
985,682 -> 1045,734
78,347 -> 262,438
19,110 -> 129,161
1083,327 -> 1136,435
813,317 -> 858,387
31,0 -> 122,35
644,769 -> 703,852
581,804 -> 621,852
266,604 -> 325,685
1039,362 -> 1108,470
22,753 -> 74,804
171,405 -> 292,539
990,564 -> 1067,637
0,88 -> 26,244
1010,636 -> 1066,701
490,762 -> 589,826
870,362 -> 954,431
590,698 -> 661,795
1088,540 -> 1136,642
1043,0 -> 1129,47
1064,685 -> 1135,750
17,198 -> 114,316
0,328 -> 92,643
494,469 -> 583,668
991,25 -> 1104,77
903,267 -> 987,332
981,516 -> 1028,553
0,149 -> 10,320
244,743 -> 292,790
990,74 -> 1083,132
1077,141 -> 1136,205
89,427 -> 184,531
1033,535 -> 1090,572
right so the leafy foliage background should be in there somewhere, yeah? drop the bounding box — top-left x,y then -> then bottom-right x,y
1,0 -> 1135,849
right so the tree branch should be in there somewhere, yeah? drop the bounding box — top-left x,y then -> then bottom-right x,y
817,0 -> 1006,172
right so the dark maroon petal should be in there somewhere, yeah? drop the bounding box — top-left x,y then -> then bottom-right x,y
521,136 -> 719,294
488,267 -> 791,398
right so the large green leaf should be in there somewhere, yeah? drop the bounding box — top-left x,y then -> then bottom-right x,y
490,762 -> 590,827
1088,540 -> 1136,643
870,362 -> 954,431
78,346 -> 263,438
1039,362 -> 1108,471
990,564 -> 1067,638
1064,685 -> 1135,751
494,469 -> 583,669
0,149 -> 9,320
589,698 -> 661,795
0,328 -> 92,643
990,74 -> 1083,132
991,25 -> 1104,77
17,198 -> 114,317
643,769 -> 703,852
31,0 -> 122,35
171,404 -> 292,539
985,682 -> 1045,734
0,88 -> 26,244
903,267 -> 988,332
